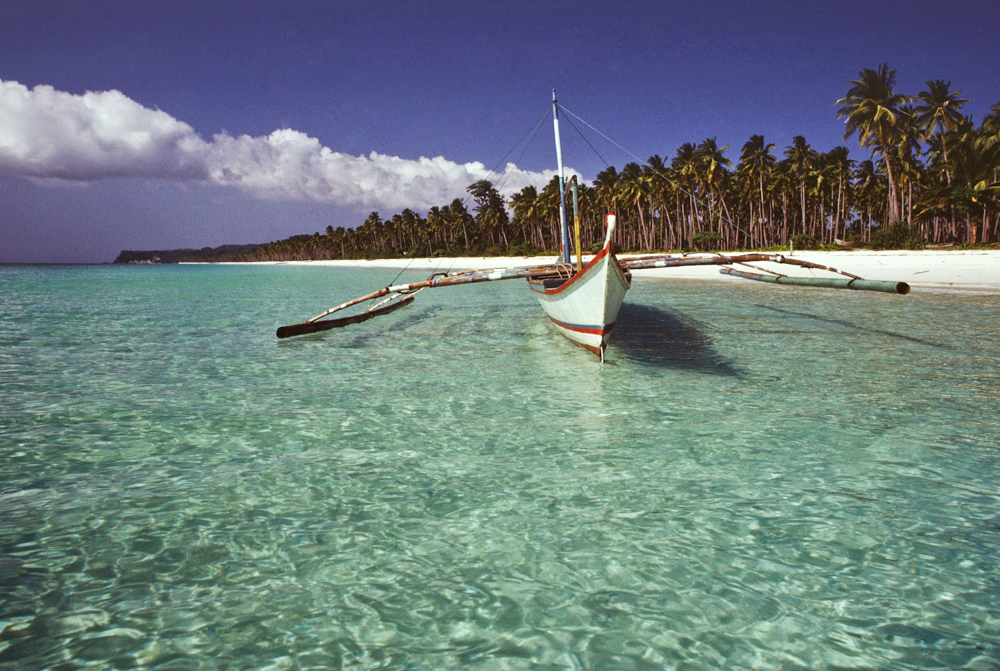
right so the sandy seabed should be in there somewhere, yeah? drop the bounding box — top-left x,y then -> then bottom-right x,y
243,249 -> 1000,292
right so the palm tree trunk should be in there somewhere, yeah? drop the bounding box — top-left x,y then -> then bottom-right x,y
767,197 -> 774,246
818,198 -> 825,243
635,200 -> 647,250
723,199 -> 735,248
877,126 -> 899,223
907,180 -> 913,228
781,192 -> 788,244
799,180 -> 806,238
833,172 -> 847,239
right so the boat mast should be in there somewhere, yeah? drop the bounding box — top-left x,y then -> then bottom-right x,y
552,90 -> 571,265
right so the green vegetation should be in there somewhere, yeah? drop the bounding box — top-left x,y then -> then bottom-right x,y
869,222 -> 925,250
119,65 -> 1000,263
691,231 -> 722,251
114,244 -> 262,264
790,234 -> 820,250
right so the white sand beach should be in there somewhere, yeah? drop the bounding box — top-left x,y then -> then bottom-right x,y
261,249 -> 1000,292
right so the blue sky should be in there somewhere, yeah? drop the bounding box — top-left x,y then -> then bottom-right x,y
2,0 -> 998,262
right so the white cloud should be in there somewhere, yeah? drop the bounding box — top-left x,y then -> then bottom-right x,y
0,79 -> 571,211
0,79 -> 209,181
205,129 -> 575,210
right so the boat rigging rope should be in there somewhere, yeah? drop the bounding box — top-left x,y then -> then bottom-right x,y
558,104 -> 764,248
492,108 -> 549,194
381,106 -> 551,293
559,110 -> 615,171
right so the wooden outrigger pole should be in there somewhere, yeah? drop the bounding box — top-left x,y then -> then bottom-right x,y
277,263 -> 576,339
620,253 -> 910,295
276,252 -> 908,339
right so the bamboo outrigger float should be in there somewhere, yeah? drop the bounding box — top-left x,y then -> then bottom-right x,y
277,93 -> 910,358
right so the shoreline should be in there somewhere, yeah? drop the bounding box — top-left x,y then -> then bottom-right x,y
205,249 -> 1000,293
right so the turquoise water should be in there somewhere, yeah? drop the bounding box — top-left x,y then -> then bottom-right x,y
1,263 -> 999,670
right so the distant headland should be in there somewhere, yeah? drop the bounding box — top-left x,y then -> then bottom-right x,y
113,244 -> 262,264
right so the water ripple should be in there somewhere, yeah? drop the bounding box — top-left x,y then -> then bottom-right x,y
1,266 -> 998,669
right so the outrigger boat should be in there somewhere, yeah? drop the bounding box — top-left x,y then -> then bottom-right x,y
526,218 -> 631,357
277,93 -> 910,359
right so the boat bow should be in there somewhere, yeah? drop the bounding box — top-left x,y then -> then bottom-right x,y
527,215 -> 630,357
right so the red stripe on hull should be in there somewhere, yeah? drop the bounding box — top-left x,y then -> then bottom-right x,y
548,317 -> 615,336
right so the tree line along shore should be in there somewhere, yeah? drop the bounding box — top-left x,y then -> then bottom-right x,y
116,65 -> 1000,264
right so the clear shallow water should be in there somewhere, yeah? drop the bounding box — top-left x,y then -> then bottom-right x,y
1,263 -> 998,670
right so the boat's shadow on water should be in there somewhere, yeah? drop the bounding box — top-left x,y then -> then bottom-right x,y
610,303 -> 740,376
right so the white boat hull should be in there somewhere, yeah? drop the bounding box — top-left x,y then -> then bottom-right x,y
527,245 -> 631,356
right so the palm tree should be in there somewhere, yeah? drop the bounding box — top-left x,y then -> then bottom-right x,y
592,167 -> 622,246
445,199 -> 473,251
784,136 -> 816,237
509,185 -> 538,249
387,213 -> 404,250
853,159 -> 885,241
914,80 -> 970,185
893,106 -> 925,228
738,135 -> 776,246
620,163 -> 652,249
529,176 -> 561,251
825,147 -> 855,241
644,155 -> 674,249
836,63 -> 911,223
694,138 -> 732,244
575,182 -> 600,249
671,143 -> 702,244
592,167 -> 621,214
980,104 -> 1000,225
978,103 -> 1000,156
467,180 -> 510,249
948,120 -> 1000,243
811,151 -> 832,243
696,138 -> 731,180
426,206 -> 448,252
361,211 -> 384,252
912,82 -> 971,241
